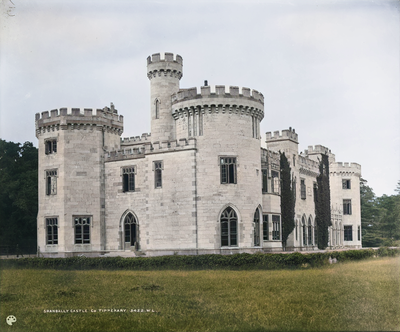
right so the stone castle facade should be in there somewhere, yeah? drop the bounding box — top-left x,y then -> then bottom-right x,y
35,53 -> 362,257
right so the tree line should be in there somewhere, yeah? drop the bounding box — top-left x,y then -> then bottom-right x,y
360,179 -> 400,247
0,139 -> 38,253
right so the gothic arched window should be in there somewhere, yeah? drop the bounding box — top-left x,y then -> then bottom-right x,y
124,213 -> 138,249
302,216 -> 307,246
221,207 -> 238,247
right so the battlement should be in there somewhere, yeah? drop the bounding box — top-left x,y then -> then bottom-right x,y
305,145 -> 331,155
331,162 -> 361,170
265,128 -> 298,142
147,52 -> 183,80
106,137 -> 196,162
147,52 -> 183,65
330,162 -> 362,177
35,106 -> 124,137
171,86 -> 264,104
121,133 -> 151,145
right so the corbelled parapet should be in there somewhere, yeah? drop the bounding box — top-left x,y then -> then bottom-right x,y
171,85 -> 264,120
172,85 -> 264,104
120,133 -> 151,145
147,52 -> 183,80
305,145 -> 330,155
298,155 -> 320,177
330,162 -> 361,177
265,128 -> 298,143
35,107 -> 124,137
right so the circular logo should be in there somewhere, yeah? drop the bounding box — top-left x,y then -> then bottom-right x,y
6,315 -> 17,326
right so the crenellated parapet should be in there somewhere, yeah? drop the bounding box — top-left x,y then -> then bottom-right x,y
121,133 -> 151,146
106,137 -> 196,162
171,86 -> 264,121
330,162 -> 361,177
147,52 -> 183,80
298,155 -> 320,177
35,107 -> 124,137
304,145 -> 331,155
172,86 -> 264,104
266,127 -> 298,143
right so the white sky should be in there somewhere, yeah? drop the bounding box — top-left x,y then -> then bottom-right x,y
0,0 -> 399,196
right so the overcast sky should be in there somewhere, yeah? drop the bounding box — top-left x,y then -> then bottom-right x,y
0,0 -> 399,196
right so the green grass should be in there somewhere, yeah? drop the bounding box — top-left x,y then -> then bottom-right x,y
1,257 -> 399,332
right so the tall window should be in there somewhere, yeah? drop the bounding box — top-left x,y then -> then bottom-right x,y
74,216 -> 91,244
262,169 -> 268,193
154,161 -> 163,188
302,216 -> 307,245
46,169 -> 57,195
263,215 -> 269,241
342,179 -> 351,189
313,183 -> 318,203
220,157 -> 236,184
46,218 -> 58,245
343,199 -> 352,215
220,207 -> 238,247
155,99 -> 160,119
122,166 -> 135,192
45,139 -> 57,154
124,213 -> 138,249
344,225 -> 353,241
271,171 -> 279,194
308,217 -> 312,245
272,215 -> 280,240
254,209 -> 260,246
301,179 -> 306,200
358,225 -> 361,241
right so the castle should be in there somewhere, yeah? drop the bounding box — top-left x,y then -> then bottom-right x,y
35,53 -> 362,257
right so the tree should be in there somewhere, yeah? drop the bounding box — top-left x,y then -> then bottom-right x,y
280,152 -> 295,251
360,178 -> 382,247
0,140 -> 38,252
314,154 -> 331,249
360,179 -> 400,247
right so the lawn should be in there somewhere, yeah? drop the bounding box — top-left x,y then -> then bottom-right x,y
0,257 -> 399,332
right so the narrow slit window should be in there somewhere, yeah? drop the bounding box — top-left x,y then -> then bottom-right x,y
154,161 -> 163,188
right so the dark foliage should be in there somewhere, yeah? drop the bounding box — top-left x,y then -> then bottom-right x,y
315,154 -> 331,249
1,249 -> 398,271
280,152 -> 295,250
0,140 -> 38,252
361,179 -> 400,247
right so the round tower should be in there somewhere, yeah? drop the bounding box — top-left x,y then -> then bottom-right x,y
147,52 -> 183,142
170,85 -> 265,249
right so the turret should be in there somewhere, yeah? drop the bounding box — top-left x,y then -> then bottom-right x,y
35,106 -> 123,256
147,52 -> 183,142
266,128 -> 299,157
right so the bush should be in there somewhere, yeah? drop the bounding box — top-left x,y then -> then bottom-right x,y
1,248 -> 398,271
